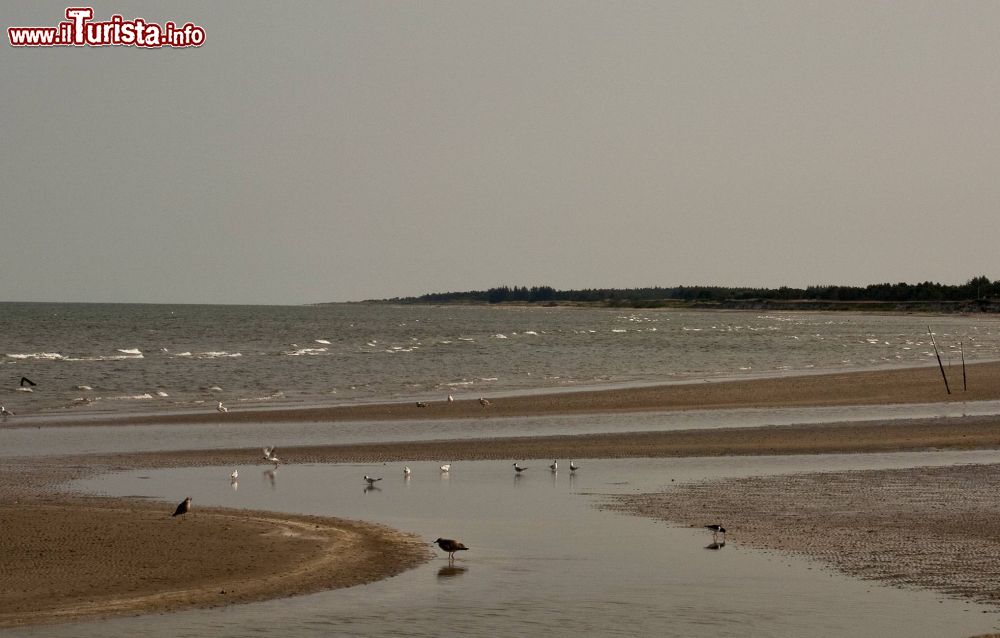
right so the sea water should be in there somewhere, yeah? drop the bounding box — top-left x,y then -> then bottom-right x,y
3,302 -> 1000,416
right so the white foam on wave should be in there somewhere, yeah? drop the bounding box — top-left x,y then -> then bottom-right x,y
494,334 -> 508,339
195,352 -> 241,358
117,348 -> 143,356
315,339 -> 331,345
107,393 -> 154,401
286,347 -> 328,356
6,352 -> 64,360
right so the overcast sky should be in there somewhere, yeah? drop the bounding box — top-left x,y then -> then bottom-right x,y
3,1 -> 999,304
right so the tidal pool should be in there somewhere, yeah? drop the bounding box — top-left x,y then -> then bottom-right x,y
12,451 -> 1000,638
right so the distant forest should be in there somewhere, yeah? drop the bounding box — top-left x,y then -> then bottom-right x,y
371,276 -> 1000,310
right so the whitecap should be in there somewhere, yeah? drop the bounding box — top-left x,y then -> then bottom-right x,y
611,329 -> 627,333
108,393 -> 154,401
156,391 -> 169,397
494,334 -> 508,339
117,348 -> 142,356
207,386 -> 224,392
286,347 -> 328,356
76,385 -> 93,391
16,386 -> 33,392
315,339 -> 331,345
523,331 -> 539,336
6,352 -> 64,360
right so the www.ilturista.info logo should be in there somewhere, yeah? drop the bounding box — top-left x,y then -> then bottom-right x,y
8,7 -> 205,48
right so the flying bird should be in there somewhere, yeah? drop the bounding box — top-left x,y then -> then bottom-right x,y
364,475 -> 383,486
513,462 -> 527,473
216,401 -> 228,413
172,497 -> 192,517
19,376 -> 36,387
263,446 -> 280,464
434,537 -> 469,561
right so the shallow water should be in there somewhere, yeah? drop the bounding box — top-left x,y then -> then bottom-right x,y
3,399 -> 999,458
19,451 -> 1000,638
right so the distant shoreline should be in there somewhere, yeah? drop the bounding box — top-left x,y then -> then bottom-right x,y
356,298 -> 1000,313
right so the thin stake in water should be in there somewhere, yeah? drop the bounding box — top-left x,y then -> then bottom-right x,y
960,341 -> 967,391
928,327 -> 951,395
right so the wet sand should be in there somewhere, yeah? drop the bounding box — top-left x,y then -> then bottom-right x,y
614,463 -> 1000,608
6,361 -> 1000,626
0,499 -> 429,628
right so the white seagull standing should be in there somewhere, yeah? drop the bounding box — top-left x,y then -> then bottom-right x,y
549,460 -> 558,472
230,469 -> 239,481
404,466 -> 412,477
217,401 -> 228,413
0,405 -> 13,416
447,394 -> 454,403
569,461 -> 580,473
364,475 -> 383,486
513,462 -> 527,473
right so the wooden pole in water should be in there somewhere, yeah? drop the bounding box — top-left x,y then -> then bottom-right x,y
928,327 -> 951,395
960,341 -> 967,391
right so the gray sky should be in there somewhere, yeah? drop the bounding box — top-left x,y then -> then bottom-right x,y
3,1 -> 999,304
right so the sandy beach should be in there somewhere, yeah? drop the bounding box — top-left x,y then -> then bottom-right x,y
6,361 -> 1000,627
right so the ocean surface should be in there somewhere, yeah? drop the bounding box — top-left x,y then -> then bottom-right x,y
4,302 -> 1000,416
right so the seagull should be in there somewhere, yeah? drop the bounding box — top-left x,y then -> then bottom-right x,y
569,460 -> 579,472
440,464 -> 451,473
230,469 -> 239,481
404,466 -> 412,477
0,405 -> 13,416
216,401 -> 228,413
364,475 -> 383,486
705,524 -> 727,542
433,538 -> 469,561
447,394 -> 454,403
513,462 -> 527,473
479,397 -> 490,407
416,401 -> 428,408
549,460 -> 558,472
263,446 -> 280,464
19,376 -> 36,387
172,496 -> 192,517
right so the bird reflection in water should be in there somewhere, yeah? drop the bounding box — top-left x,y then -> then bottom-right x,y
263,467 -> 277,488
364,484 -> 382,494
705,541 -> 726,550
437,564 -> 468,578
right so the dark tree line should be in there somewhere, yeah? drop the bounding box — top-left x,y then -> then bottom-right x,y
376,276 -> 1000,306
